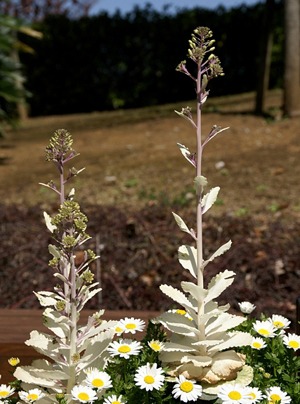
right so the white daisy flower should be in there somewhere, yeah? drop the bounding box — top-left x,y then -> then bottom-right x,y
148,339 -> 164,352
85,369 -> 112,390
251,337 -> 267,350
238,301 -> 256,314
83,367 -> 97,374
19,388 -> 45,403
113,323 -> 125,336
217,384 -> 250,403
271,314 -> 290,330
134,362 -> 165,391
8,357 -> 20,367
0,384 -> 15,399
266,386 -> 291,403
103,394 -> 126,404
118,317 -> 145,334
253,320 -> 276,338
172,375 -> 202,402
169,309 -> 193,321
71,385 -> 97,403
282,333 -> 300,351
244,386 -> 264,403
107,339 -> 142,359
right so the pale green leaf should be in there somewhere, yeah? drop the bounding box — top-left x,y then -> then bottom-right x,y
43,212 -> 56,233
209,331 -> 252,354
48,244 -> 61,259
25,330 -> 52,350
78,319 -> 118,351
205,270 -> 235,303
160,284 -> 194,309
78,329 -> 114,371
172,212 -> 191,235
14,366 -> 59,388
178,245 -> 197,278
205,312 -> 244,336
203,240 -> 232,268
181,281 -> 207,305
157,314 -> 198,337
33,291 -> 61,307
177,142 -> 196,165
43,308 -> 70,339
25,331 -> 61,361
202,187 -> 220,214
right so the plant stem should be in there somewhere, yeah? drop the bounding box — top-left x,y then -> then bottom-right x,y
67,253 -> 77,394
196,62 -> 204,332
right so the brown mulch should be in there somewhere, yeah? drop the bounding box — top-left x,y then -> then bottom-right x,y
0,203 -> 299,330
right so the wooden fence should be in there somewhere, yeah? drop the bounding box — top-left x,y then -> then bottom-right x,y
0,309 -> 159,384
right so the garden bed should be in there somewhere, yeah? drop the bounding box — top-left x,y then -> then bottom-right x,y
0,203 -> 299,329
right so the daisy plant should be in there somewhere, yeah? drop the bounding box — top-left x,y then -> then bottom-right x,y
236,306 -> 300,402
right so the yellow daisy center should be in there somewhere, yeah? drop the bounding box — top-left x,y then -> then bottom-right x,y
118,345 -> 131,353
92,378 -> 104,387
149,342 -> 161,351
0,391 -> 9,398
8,357 -> 20,366
144,375 -> 155,384
176,309 -> 186,315
112,402 -> 121,404
253,342 -> 262,348
125,323 -> 136,330
249,392 -> 256,399
27,393 -> 39,401
115,326 -> 123,333
78,392 -> 89,401
180,381 -> 193,393
228,391 -> 242,400
273,321 -> 284,328
288,340 -> 299,349
258,328 -> 270,336
270,393 -> 281,402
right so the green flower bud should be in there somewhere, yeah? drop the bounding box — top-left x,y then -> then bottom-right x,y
56,300 -> 66,312
82,269 -> 94,284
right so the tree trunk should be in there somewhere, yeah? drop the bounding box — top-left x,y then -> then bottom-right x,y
255,0 -> 275,115
283,0 -> 300,117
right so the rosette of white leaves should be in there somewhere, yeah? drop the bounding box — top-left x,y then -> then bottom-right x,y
14,309 -> 116,395
155,269 -> 252,393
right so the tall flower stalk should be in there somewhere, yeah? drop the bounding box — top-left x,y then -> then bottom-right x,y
156,27 -> 253,399
14,129 -> 116,402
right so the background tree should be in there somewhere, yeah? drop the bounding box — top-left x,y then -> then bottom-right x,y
0,14 -> 26,136
283,0 -> 300,117
0,0 -> 94,21
0,14 -> 42,132
255,0 -> 275,114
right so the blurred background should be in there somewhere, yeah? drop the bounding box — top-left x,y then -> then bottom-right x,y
1,0 -> 300,325
2,0 -> 299,125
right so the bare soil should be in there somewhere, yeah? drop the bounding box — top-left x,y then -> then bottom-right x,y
0,90 -> 300,329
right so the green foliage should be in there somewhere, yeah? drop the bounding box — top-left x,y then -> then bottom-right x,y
0,14 -> 25,135
237,314 -> 300,402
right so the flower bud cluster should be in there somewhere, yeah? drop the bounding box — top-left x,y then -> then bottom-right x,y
45,129 -> 77,163
176,27 -> 223,109
51,201 -> 88,241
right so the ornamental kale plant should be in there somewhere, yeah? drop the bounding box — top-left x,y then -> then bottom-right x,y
0,26 -> 299,404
